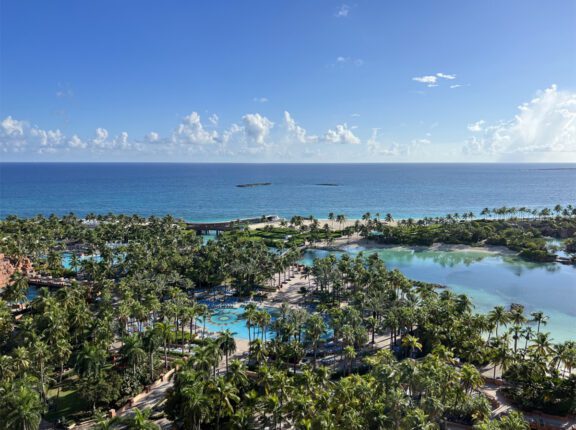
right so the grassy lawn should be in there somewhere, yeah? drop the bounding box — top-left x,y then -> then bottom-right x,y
45,384 -> 89,422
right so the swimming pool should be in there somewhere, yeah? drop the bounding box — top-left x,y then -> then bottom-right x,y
199,305 -> 279,340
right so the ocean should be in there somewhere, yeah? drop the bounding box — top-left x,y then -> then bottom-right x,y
1,163 -> 575,220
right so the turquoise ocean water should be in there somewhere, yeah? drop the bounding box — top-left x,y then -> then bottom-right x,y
1,163 -> 575,220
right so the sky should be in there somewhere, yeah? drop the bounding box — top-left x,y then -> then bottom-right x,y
1,0 -> 575,162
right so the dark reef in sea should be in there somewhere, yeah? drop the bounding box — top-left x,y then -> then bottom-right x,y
236,182 -> 272,188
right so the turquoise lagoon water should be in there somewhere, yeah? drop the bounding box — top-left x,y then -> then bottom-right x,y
302,245 -> 576,342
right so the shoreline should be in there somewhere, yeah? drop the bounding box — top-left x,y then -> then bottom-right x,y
307,235 -> 516,256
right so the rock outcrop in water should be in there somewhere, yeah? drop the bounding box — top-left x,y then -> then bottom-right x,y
236,182 -> 272,188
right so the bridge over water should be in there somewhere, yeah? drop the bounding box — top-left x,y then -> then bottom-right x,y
185,215 -> 280,234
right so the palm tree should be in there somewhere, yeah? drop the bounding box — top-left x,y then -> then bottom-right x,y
343,345 -> 356,375
328,212 -> 335,227
210,377 -> 240,430
492,345 -> 513,379
218,329 -> 237,373
29,339 -> 51,403
249,339 -> 267,366
227,359 -> 249,388
192,341 -> 222,376
401,334 -> 422,358
1,383 -> 44,430
3,271 -> 29,304
143,327 -> 161,381
529,332 -> 553,360
305,314 -> 326,368
242,303 -> 258,345
53,338 -> 72,400
154,322 -> 174,369
488,305 -> 510,338
459,363 -> 483,394
120,335 -> 147,376
336,214 -> 347,230
530,311 -> 548,335
11,346 -> 31,376
121,407 -> 160,430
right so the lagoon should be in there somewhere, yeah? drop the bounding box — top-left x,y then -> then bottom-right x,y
302,245 -> 576,342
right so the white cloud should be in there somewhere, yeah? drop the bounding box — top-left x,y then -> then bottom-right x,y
436,72 -> 456,80
467,120 -> 485,132
335,4 -> 350,17
253,97 -> 269,103
413,72 -> 457,87
1,116 -> 25,136
283,111 -> 317,144
172,112 -> 219,145
146,131 -> 160,143
0,117 -> 65,153
413,75 -> 437,85
323,123 -> 360,145
94,127 -> 109,145
367,129 -> 430,157
68,135 -> 86,149
464,85 -> 576,156
242,113 -> 274,145
208,114 -> 219,126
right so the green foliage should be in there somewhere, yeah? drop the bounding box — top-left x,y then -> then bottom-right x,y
367,217 -> 575,262
0,211 -> 574,428
503,363 -> 576,415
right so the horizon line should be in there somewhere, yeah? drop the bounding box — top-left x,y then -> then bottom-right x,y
2,161 -> 576,165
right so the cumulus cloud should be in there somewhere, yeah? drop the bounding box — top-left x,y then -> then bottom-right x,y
283,111 -> 317,144
323,123 -> 360,145
253,97 -> 269,103
242,113 -> 274,145
145,131 -> 160,143
68,135 -> 86,149
464,85 -> 576,156
0,116 -> 65,153
172,112 -> 219,145
367,129 -> 431,157
467,120 -> 485,132
0,116 -> 143,155
2,116 -> 25,136
2,110 -> 432,160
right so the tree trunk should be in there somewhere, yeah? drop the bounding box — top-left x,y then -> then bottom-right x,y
164,343 -> 168,369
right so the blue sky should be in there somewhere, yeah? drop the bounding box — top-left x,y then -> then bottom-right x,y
1,0 -> 575,162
